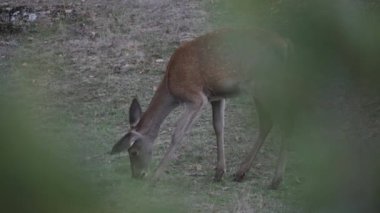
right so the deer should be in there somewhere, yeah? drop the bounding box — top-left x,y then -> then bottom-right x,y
111,28 -> 294,189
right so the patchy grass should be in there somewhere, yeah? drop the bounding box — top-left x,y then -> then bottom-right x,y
1,0 -> 301,212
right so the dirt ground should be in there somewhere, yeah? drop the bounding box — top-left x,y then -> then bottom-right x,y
0,0 -> 312,212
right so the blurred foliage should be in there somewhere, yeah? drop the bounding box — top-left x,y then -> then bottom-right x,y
1,0 -> 379,212
0,100 -> 100,213
218,0 -> 380,212
0,65 -> 183,213
221,0 -> 380,86
0,22 -> 185,213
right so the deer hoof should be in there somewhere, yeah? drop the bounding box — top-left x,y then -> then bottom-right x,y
269,177 -> 282,190
233,171 -> 246,182
213,168 -> 225,182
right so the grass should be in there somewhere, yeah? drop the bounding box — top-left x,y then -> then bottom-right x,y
0,0 -> 301,212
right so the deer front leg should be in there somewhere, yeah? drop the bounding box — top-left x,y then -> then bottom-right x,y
211,99 -> 226,182
234,99 -> 273,182
152,94 -> 207,181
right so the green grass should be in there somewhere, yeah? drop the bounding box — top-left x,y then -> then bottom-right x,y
0,1 -> 306,212
3,29 -> 290,213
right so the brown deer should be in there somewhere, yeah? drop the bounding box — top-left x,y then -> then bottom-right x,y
111,28 -> 293,189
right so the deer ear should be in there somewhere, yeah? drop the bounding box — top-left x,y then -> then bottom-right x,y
110,134 -> 131,154
110,131 -> 141,155
129,98 -> 142,128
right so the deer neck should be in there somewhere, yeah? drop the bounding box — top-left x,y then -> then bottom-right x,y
135,81 -> 176,139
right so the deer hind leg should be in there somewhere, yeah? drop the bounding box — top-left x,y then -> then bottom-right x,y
269,120 -> 292,189
234,98 -> 273,182
269,135 -> 288,189
211,99 -> 226,182
152,93 -> 207,181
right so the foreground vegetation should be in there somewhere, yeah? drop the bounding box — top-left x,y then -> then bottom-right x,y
1,0 -> 379,212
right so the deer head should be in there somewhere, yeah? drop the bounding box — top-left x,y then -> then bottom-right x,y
111,98 -> 153,179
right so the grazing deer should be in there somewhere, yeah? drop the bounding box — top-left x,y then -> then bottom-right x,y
111,28 -> 293,189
